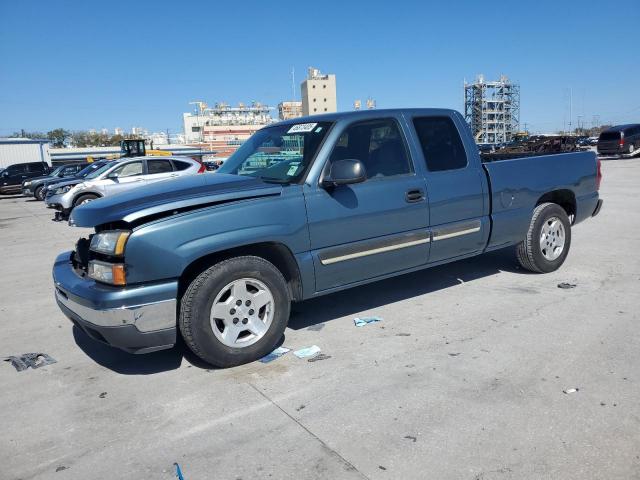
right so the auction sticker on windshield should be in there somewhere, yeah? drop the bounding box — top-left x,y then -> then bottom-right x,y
287,123 -> 317,134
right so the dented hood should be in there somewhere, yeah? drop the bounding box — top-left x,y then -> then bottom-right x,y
69,173 -> 282,228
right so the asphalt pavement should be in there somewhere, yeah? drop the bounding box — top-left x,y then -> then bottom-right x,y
1,158 -> 638,480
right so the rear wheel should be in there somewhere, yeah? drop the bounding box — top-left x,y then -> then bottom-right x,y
516,202 -> 572,273
179,256 -> 290,367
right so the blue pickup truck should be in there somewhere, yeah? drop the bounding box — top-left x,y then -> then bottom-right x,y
53,109 -> 603,367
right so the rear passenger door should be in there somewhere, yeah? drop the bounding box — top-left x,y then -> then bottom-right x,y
305,117 -> 430,292
410,115 -> 488,263
144,158 -> 176,184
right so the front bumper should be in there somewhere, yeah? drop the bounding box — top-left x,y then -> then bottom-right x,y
22,187 -> 33,195
53,252 -> 178,354
45,192 -> 69,210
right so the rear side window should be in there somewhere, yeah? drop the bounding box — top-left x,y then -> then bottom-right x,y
147,159 -> 173,174
27,163 -> 46,173
599,131 -> 620,141
172,160 -> 192,171
413,117 -> 467,172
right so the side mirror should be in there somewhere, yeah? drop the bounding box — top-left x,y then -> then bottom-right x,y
322,159 -> 367,187
107,171 -> 119,179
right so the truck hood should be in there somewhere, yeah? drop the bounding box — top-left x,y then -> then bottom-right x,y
69,173 -> 282,228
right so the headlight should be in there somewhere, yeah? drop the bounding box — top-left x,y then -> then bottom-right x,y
88,260 -> 126,286
55,185 -> 75,194
90,230 -> 130,256
23,181 -> 32,187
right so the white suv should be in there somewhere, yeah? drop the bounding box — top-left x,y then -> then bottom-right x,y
46,156 -> 204,219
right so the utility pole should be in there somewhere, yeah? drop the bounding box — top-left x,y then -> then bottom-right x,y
166,128 -> 170,145
568,87 -> 573,135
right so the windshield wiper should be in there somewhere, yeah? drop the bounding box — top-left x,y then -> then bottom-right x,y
259,177 -> 291,185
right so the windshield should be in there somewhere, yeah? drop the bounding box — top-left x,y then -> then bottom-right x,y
84,162 -> 114,179
217,121 -> 333,183
49,166 -> 64,176
77,161 -> 106,178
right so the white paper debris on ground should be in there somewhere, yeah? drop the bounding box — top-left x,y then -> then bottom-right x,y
293,345 -> 321,359
563,388 -> 580,394
354,316 -> 383,327
259,346 -> 290,364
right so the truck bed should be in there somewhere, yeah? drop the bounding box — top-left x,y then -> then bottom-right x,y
482,151 -> 600,250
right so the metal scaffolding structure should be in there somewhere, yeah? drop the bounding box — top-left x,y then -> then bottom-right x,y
464,75 -> 520,144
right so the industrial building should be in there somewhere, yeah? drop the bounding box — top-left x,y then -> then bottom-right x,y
183,101 -> 275,157
301,67 -> 337,116
278,101 -> 303,120
464,75 -> 520,144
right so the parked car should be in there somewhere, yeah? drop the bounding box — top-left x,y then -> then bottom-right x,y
597,124 -> 640,156
46,156 -> 204,219
42,160 -> 113,200
53,109 -> 603,367
22,163 -> 85,199
0,162 -> 49,194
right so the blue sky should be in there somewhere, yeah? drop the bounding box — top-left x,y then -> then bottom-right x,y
1,0 -> 638,135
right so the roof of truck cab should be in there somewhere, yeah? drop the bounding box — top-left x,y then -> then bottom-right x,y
273,108 -> 461,127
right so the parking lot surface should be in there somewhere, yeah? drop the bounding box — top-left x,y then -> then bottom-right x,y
1,159 -> 638,480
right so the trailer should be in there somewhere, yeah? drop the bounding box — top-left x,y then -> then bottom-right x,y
0,138 -> 51,169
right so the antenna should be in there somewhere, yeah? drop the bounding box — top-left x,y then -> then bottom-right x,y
291,67 -> 296,100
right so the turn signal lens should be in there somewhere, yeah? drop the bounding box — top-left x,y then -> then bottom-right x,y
88,260 -> 126,286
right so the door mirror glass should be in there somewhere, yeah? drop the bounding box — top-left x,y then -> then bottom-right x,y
322,159 -> 367,187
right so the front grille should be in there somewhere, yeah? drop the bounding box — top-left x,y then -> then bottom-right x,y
72,236 -> 92,276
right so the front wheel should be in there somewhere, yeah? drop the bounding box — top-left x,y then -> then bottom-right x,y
74,194 -> 98,207
34,185 -> 45,200
516,202 -> 572,273
179,256 -> 290,367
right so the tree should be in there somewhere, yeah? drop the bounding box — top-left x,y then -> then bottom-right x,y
47,128 -> 71,147
10,130 -> 46,139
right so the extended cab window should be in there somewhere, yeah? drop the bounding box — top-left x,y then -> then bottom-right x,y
413,117 -> 467,172
113,161 -> 143,178
329,118 -> 412,178
147,159 -> 173,174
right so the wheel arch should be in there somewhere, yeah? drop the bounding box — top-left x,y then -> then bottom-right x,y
72,191 -> 102,206
177,242 -> 304,303
536,189 -> 576,222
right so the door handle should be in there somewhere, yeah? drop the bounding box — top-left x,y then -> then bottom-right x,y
405,189 -> 425,203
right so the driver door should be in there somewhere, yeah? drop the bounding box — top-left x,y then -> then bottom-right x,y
104,160 -> 145,195
304,117 -> 430,292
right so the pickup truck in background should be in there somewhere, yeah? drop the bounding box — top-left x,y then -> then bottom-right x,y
52,109 -> 603,367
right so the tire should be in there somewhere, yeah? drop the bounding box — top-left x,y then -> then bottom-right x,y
74,193 -> 98,207
516,202 -> 572,273
34,185 -> 45,201
179,256 -> 290,367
